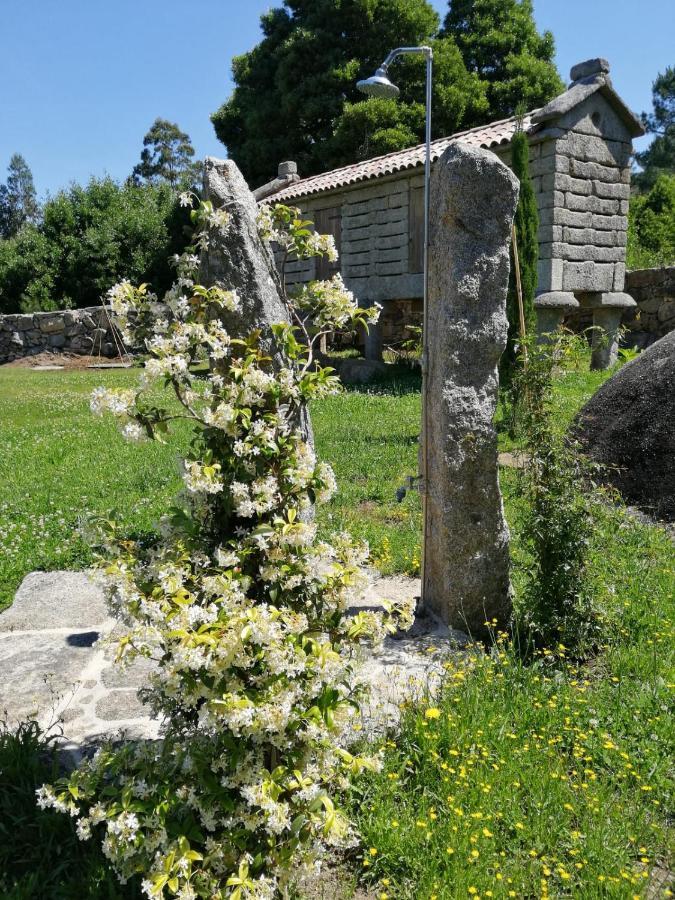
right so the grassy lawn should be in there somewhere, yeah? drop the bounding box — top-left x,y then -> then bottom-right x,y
0,360 -> 610,607
0,360 -> 673,898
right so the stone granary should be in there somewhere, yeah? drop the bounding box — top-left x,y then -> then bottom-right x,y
256,58 -> 644,369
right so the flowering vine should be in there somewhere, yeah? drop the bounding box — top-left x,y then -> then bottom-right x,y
38,194 -> 411,898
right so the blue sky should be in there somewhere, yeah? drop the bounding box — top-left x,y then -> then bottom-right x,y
1,0 -> 672,197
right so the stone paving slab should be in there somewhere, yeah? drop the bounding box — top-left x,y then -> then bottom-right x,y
0,571 -> 160,756
0,570 -> 466,755
0,570 -> 109,631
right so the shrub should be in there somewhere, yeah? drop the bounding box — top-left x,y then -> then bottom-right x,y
626,173 -> 675,269
0,178 -> 189,314
501,127 -> 538,384
511,333 -> 602,653
38,197 -> 410,898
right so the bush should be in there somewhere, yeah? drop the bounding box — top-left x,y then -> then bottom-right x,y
501,128 -> 538,382
626,173 -> 675,269
39,198 -> 408,898
0,178 -> 190,314
510,334 -> 602,654
0,720 -> 140,898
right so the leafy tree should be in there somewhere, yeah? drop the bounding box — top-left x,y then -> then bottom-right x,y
212,0 -> 487,186
502,127 -> 538,382
441,0 -> 563,121
0,154 -> 40,238
0,178 -> 190,314
132,118 -> 201,189
627,174 -> 675,268
634,66 -> 675,192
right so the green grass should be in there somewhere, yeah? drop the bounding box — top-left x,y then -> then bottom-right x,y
0,721 -> 141,898
0,360 -> 613,606
352,506 -> 675,898
0,367 -> 190,609
0,359 -> 673,898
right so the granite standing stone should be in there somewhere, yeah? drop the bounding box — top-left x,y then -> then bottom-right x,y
199,157 -> 290,355
422,144 -> 518,636
199,157 -> 313,445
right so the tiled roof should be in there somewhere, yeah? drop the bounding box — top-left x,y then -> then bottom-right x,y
269,112 -> 535,202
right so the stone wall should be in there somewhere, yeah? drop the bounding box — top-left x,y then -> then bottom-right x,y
531,93 -> 632,297
622,267 -> 675,344
0,307 -> 121,364
279,170 -> 426,304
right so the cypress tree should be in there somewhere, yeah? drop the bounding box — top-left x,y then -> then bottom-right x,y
502,127 -> 538,380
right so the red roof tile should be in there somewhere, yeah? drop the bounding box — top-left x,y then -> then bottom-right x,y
269,113 -> 534,202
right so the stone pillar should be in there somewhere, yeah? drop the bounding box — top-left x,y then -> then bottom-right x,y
199,157 -> 313,447
534,291 -> 579,342
422,144 -> 518,638
364,320 -> 384,361
577,291 -> 637,369
199,157 -> 290,354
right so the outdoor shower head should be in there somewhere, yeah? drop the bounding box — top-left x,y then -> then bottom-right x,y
356,67 -> 400,99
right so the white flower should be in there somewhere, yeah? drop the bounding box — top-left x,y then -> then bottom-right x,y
182,461 -> 224,495
121,421 -> 145,443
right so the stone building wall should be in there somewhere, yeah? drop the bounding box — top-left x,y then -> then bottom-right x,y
622,267 -> 675,344
0,307 -> 121,364
531,92 -> 632,298
280,169 -> 425,303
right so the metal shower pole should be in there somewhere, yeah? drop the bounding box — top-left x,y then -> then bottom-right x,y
357,45 -> 433,608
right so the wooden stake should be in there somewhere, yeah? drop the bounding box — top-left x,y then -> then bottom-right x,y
511,223 -> 528,363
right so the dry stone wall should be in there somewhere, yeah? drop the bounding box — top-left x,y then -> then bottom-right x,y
623,267 -> 675,344
0,307 -> 120,364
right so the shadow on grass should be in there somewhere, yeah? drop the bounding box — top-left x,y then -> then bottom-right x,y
341,367 -> 422,397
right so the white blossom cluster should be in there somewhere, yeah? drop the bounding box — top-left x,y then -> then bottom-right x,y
40,197 -> 412,898
257,204 -> 337,262
294,273 -> 381,330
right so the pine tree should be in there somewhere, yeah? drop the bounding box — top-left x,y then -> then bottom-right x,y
0,154 -> 40,239
132,119 -> 201,190
634,66 -> 675,192
211,0 -> 488,187
502,127 -> 538,380
442,0 -> 563,121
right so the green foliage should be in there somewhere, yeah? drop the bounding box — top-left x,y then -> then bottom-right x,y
441,0 -> 564,120
0,153 -> 40,239
353,521 -> 674,896
634,65 -> 675,192
627,173 -> 675,269
0,178 -> 189,313
211,0 -> 488,186
37,202 -> 409,897
0,720 -> 140,898
511,334 -> 601,653
132,118 -> 201,190
501,127 -> 538,383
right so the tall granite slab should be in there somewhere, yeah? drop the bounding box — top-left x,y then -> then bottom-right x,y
199,157 -> 312,443
199,157 -> 290,356
422,144 -> 518,636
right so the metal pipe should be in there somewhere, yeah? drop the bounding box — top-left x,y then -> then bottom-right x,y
356,45 -> 433,610
420,47 -> 432,613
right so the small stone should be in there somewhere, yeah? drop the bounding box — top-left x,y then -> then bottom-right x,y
96,690 -> 148,722
570,58 -> 610,83
37,315 -> 66,334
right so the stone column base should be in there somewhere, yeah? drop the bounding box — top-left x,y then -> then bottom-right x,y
534,292 -> 579,342
364,321 -> 384,361
577,292 -> 636,370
